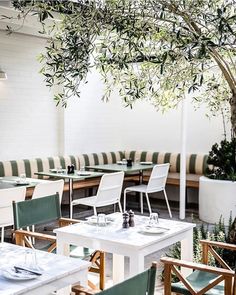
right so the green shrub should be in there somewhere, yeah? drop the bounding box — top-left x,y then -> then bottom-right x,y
206,139 -> 236,181
163,214 -> 235,282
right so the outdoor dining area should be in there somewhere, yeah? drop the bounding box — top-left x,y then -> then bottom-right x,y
0,157 -> 235,295
0,0 -> 236,294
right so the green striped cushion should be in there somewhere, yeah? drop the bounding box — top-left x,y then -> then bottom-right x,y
0,151 -> 208,178
0,155 -> 80,178
78,151 -> 125,167
124,151 -> 208,175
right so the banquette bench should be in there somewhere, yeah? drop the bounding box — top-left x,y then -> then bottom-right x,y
0,151 -> 208,199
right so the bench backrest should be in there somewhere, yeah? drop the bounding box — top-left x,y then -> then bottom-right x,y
0,150 -> 208,178
124,150 -> 208,175
0,156 -> 79,178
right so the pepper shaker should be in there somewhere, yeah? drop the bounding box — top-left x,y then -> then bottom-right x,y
128,210 -> 135,227
122,212 -> 129,228
67,165 -> 71,174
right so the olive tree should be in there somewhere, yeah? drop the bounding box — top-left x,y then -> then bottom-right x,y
8,0 -> 236,134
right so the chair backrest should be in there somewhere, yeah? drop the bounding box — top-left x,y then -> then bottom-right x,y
32,179 -> 64,203
13,193 -> 61,229
147,163 -> 170,192
98,262 -> 157,295
95,172 -> 124,207
0,186 -> 26,227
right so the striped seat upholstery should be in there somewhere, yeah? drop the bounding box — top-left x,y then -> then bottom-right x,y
0,156 -> 79,179
78,151 -> 125,167
0,151 -> 208,180
124,151 -> 208,176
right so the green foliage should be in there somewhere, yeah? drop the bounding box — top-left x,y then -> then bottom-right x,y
206,139 -> 236,181
6,0 -> 236,117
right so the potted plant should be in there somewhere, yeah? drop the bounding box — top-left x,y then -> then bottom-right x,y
199,139 -> 236,223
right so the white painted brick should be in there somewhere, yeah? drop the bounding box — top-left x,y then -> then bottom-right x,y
0,31 -> 61,161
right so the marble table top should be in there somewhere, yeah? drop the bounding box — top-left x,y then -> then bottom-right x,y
86,163 -> 154,173
0,177 -> 49,190
0,243 -> 90,295
55,213 -> 195,250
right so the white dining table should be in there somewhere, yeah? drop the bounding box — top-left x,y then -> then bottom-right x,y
54,213 -> 195,284
0,243 -> 90,295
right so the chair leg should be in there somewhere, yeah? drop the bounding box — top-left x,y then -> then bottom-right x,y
70,203 -> 73,219
118,201 -> 123,213
123,189 -> 127,212
145,193 -> 152,214
89,250 -> 105,290
140,192 -> 143,214
163,189 -> 172,218
93,206 -> 97,216
1,227 -> 4,242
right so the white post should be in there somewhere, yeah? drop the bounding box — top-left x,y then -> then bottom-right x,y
179,96 -> 187,220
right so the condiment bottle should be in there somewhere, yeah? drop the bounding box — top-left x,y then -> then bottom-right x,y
128,210 -> 135,227
122,212 -> 129,228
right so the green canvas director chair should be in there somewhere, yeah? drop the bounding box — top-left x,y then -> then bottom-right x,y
161,239 -> 236,295
12,193 -> 105,291
72,261 -> 157,295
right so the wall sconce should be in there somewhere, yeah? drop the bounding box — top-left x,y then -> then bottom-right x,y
0,70 -> 7,80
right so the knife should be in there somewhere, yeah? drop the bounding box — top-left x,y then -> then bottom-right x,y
14,266 -> 42,276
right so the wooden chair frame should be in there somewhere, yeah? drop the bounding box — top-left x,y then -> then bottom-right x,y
72,262 -> 158,295
14,217 -> 105,290
161,240 -> 236,295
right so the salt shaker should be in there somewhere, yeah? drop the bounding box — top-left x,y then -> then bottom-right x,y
122,212 -> 129,228
128,210 -> 135,227
70,164 -> 75,174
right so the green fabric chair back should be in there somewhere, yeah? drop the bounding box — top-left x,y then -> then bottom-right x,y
171,270 -> 224,295
13,193 -> 61,229
98,264 -> 156,295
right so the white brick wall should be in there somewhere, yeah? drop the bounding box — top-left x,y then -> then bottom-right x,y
0,29 -> 230,162
0,31 -> 61,161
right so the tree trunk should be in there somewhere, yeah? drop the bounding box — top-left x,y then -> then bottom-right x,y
230,92 -> 236,138
230,93 -> 236,174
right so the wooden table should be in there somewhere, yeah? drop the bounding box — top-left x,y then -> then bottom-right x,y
54,213 -> 195,285
0,243 -> 90,295
35,170 -> 104,218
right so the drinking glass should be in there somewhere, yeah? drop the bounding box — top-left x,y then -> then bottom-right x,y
57,166 -> 63,173
148,213 -> 159,227
24,249 -> 37,269
97,214 -> 106,227
19,173 -> 26,183
80,166 -> 85,172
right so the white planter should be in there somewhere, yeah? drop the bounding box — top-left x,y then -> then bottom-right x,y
199,176 -> 236,224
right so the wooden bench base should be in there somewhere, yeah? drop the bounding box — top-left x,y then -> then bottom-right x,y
26,176 -> 199,203
26,177 -> 101,199
125,175 -> 199,189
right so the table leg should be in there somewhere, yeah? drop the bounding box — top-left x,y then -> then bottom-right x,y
113,254 -> 124,284
181,229 -> 193,277
129,253 -> 144,277
139,170 -> 143,184
69,178 -> 73,218
57,237 -> 70,256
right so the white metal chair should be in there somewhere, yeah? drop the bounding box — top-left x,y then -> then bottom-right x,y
32,179 -> 64,203
71,171 -> 124,217
0,186 -> 26,242
124,163 -> 172,218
